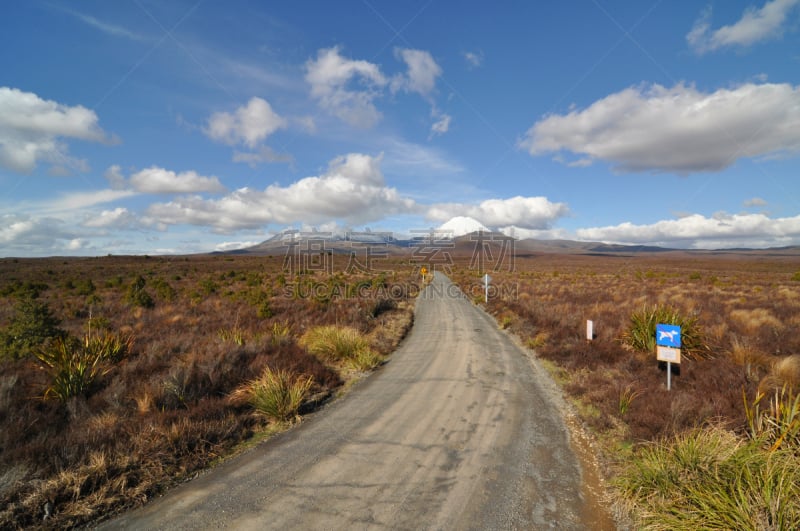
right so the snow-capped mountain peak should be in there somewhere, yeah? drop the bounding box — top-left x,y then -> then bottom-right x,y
437,216 -> 491,237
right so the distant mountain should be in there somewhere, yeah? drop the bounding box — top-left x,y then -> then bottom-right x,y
235,228 -> 407,256
230,225 -> 800,257
437,216 -> 491,237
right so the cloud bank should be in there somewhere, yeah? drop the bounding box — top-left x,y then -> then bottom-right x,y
576,212 -> 800,249
522,82 -> 800,174
144,153 -> 416,231
427,196 -> 569,230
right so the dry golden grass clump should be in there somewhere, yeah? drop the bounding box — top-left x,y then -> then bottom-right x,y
299,325 -> 382,371
729,308 -> 783,335
729,338 -> 773,381
759,355 -> 800,396
230,366 -> 314,422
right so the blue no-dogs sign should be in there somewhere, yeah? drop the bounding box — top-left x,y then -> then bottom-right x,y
656,324 -> 681,348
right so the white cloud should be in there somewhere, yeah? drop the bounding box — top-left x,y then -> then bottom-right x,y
66,238 -> 90,251
305,47 -> 448,132
521,82 -> 800,174
129,167 -> 226,194
45,189 -> 137,212
305,47 -> 387,128
145,153 -> 417,231
205,97 -> 286,148
499,226 -> 571,240
58,6 -> 151,42
214,240 -> 260,252
463,51 -> 484,68
382,138 -> 464,175
0,214 -> 75,256
688,0 -> 800,54
219,58 -> 301,92
83,207 -> 139,229
292,115 -> 317,134
744,197 -> 768,207
576,212 -> 800,249
232,146 -> 293,167
105,165 -> 127,190
430,113 -> 451,137
392,48 -> 442,97
0,87 -> 114,174
427,196 -> 569,230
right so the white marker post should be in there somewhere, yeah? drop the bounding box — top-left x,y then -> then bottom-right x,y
483,273 -> 491,303
586,320 -> 593,341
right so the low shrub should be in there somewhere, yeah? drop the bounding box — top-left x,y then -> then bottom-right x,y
230,366 -> 313,421
126,276 -> 154,309
0,296 -> 65,360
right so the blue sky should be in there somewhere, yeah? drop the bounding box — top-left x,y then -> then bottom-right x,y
1,0 -> 799,255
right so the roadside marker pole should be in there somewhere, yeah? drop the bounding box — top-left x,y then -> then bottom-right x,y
483,273 -> 491,303
667,362 -> 671,391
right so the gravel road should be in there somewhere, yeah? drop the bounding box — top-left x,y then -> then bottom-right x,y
101,273 -> 611,530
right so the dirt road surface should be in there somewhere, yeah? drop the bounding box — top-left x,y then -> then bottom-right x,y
101,273 -> 611,530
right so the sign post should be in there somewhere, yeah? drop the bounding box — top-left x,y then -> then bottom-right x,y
421,266 -> 428,283
586,320 -> 593,341
655,324 -> 681,391
483,273 -> 491,303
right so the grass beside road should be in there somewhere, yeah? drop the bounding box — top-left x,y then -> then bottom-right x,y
0,255 -> 415,528
451,253 -> 800,528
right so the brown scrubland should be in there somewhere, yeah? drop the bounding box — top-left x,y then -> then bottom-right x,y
0,254 -> 415,528
2,248 -> 799,528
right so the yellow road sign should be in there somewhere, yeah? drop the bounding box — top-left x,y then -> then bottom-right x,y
421,267 -> 428,276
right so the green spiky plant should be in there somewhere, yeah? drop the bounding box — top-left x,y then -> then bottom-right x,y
34,329 -> 134,401
622,304 -> 709,359
231,367 -> 313,422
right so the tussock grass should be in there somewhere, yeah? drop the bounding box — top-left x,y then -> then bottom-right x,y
730,308 -> 783,334
759,355 -> 800,396
730,337 -> 773,381
615,426 -> 800,530
217,327 -> 246,345
300,325 -> 381,371
269,321 -> 292,346
230,367 -> 313,422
